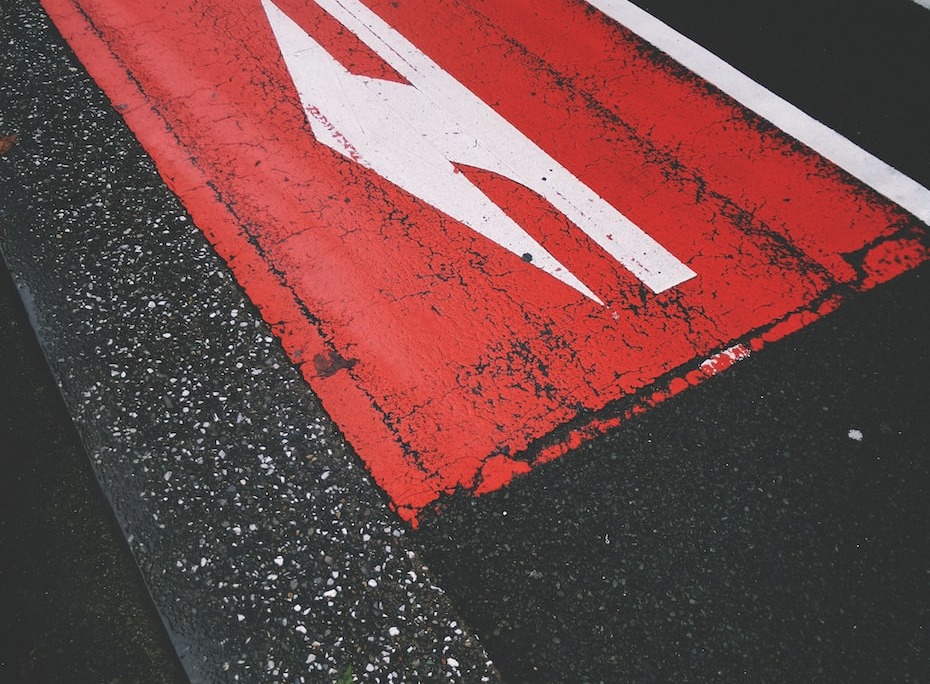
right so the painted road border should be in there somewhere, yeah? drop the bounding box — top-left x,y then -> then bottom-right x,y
595,0 -> 930,224
3,0 -> 924,680
34,0 -> 930,524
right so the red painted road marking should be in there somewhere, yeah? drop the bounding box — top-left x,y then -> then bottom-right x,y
40,0 -> 929,523
263,0 -> 696,304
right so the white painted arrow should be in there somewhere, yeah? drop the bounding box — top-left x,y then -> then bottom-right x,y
262,0 -> 697,303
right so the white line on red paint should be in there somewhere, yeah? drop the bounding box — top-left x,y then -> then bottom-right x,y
263,0 -> 697,303
589,0 -> 930,226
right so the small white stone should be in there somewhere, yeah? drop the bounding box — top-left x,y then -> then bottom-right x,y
388,626 -> 400,637
274,555 -> 284,566
848,428 -> 864,441
447,657 -> 459,668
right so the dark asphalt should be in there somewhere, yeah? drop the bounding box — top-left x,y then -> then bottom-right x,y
417,1 -> 930,681
419,265 -> 930,681
1,244 -> 188,683
2,0 -> 929,683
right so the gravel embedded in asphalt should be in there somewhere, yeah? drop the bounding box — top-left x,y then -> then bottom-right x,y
0,3 -> 499,681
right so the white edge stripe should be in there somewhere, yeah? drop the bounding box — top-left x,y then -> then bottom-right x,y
587,0 -> 930,227
912,0 -> 930,11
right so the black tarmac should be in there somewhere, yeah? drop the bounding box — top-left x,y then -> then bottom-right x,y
2,0 -> 928,683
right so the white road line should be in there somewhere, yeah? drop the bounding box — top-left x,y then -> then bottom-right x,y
263,0 -> 697,302
588,0 -> 930,226
911,0 -> 930,11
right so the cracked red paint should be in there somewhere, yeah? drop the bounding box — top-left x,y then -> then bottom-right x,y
42,0 -> 929,524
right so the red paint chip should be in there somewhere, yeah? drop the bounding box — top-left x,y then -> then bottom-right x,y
41,0 -> 929,523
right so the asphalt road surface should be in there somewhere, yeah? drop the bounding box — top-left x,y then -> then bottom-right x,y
2,0 -> 928,682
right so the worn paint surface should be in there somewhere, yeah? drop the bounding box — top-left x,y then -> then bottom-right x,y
40,0 -> 929,521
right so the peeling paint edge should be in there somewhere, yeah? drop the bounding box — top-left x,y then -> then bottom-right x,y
513,296 -> 845,478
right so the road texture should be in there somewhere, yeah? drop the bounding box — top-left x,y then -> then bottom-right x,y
1,0 -> 928,682
1,2 -> 498,681
414,2 -> 930,681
